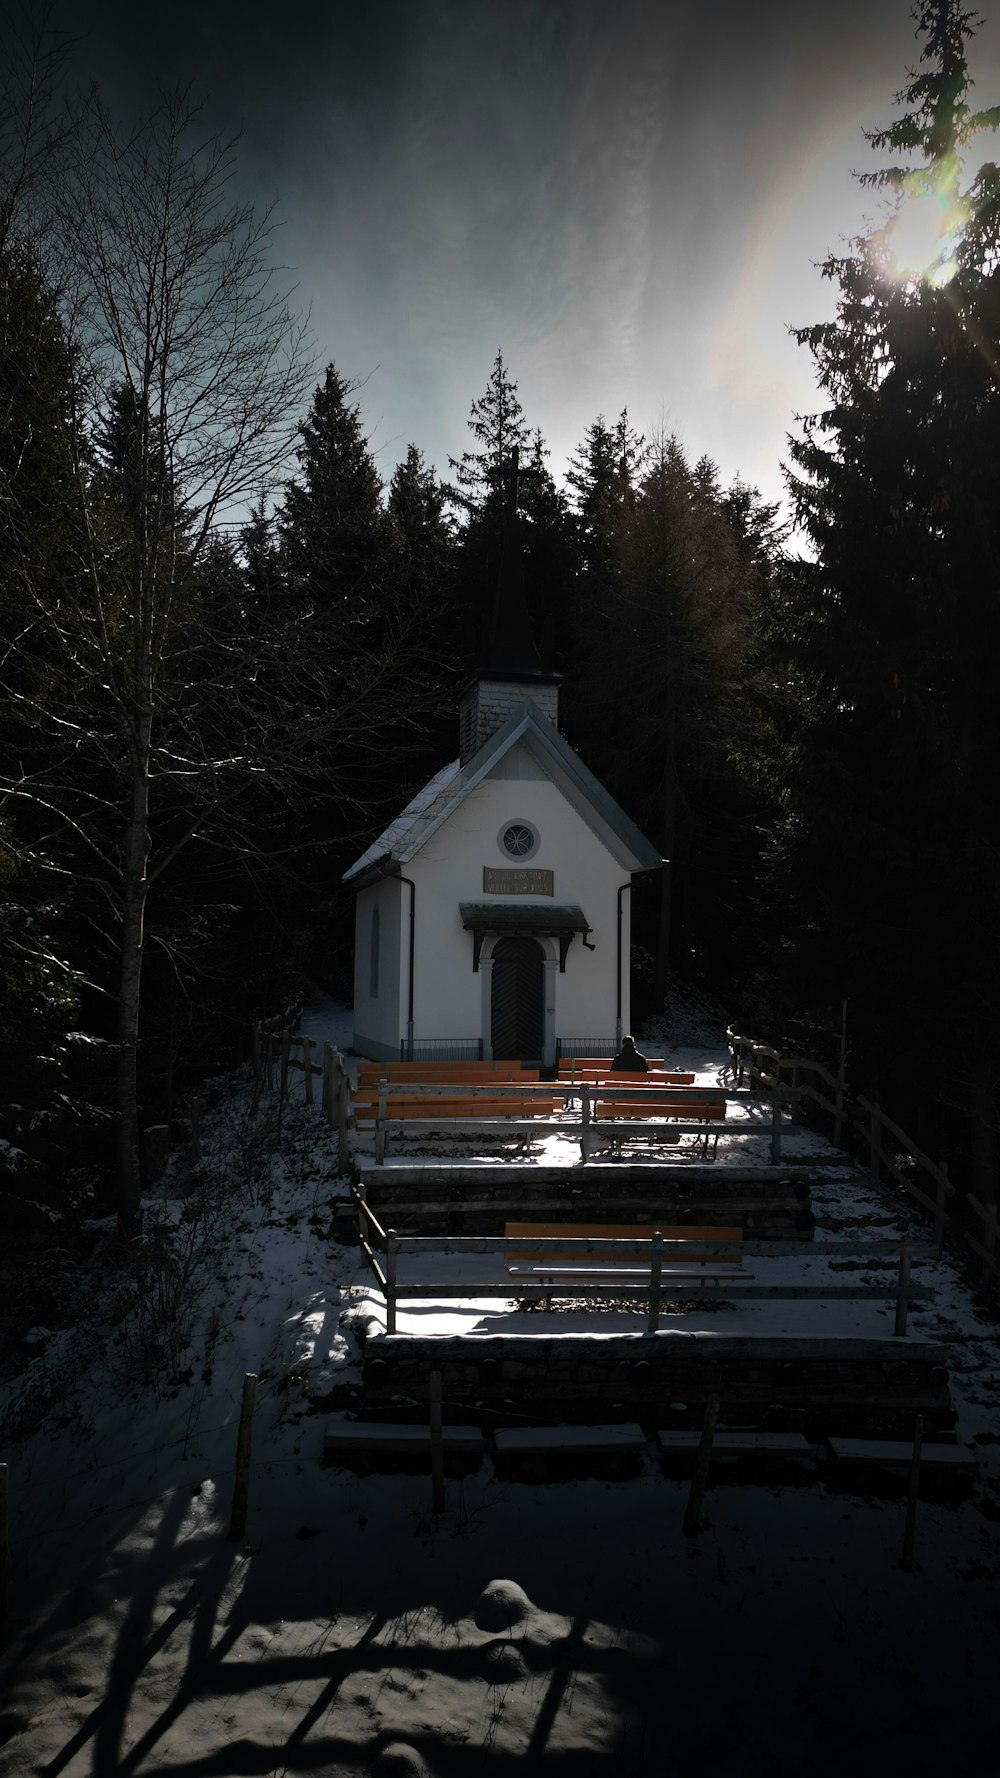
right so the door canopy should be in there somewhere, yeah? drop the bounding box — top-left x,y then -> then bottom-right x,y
460,901 -> 592,973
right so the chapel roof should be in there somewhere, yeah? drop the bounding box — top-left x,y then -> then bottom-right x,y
343,698 -> 661,886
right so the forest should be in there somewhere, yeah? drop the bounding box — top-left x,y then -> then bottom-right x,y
2,0 -> 999,1251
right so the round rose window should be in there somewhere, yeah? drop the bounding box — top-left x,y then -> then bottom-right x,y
500,821 -> 539,860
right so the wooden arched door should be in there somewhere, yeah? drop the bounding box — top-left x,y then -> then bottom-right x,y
490,936 -> 544,1061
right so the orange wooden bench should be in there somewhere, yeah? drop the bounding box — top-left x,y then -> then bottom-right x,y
589,1088 -> 727,1157
354,1078 -> 564,1162
357,1062 -> 533,1085
504,1222 -> 746,1286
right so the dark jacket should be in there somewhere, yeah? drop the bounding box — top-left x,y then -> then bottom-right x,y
610,1038 -> 648,1073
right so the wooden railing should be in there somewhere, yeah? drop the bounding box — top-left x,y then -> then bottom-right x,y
252,1023 -> 351,1172
254,1018 -> 998,1297
724,1029 -> 1000,1292
346,1195 -> 932,1338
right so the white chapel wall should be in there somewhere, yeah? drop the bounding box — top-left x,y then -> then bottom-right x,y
351,876 -> 403,1060
408,770 -> 628,1048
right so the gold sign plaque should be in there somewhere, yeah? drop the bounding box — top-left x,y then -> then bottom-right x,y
483,866 -> 554,895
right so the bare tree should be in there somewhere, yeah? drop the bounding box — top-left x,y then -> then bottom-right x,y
2,90 -> 321,1234
0,3 -> 75,257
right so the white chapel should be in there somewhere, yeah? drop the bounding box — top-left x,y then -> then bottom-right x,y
343,460 -> 661,1067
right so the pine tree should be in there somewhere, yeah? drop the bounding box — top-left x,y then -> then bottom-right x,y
776,0 -> 1000,1179
279,364 -> 385,621
568,434 -> 761,1002
387,443 -> 452,559
566,409 -> 644,596
447,349 -> 532,515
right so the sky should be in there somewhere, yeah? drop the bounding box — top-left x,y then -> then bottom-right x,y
51,0 -> 1000,524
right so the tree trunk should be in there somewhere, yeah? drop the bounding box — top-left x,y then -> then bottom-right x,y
117,719 -> 151,1239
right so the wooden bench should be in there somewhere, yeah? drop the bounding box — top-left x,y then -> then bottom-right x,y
356,1082 -> 565,1161
559,1061 -> 693,1081
356,1092 -> 561,1124
595,1094 -> 726,1120
559,1057 -> 664,1073
357,1062 -> 535,1085
590,1088 -> 728,1157
353,1071 -> 546,1126
504,1222 -> 746,1287
558,1062 -> 695,1103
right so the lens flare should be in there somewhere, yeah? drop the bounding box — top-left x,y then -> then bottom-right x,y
887,185 -> 966,286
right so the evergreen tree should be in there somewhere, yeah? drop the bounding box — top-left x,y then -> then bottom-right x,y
279,363 -> 385,622
513,428 -> 578,670
385,443 -> 461,773
775,0 -> 1000,1184
447,353 -> 580,676
388,443 -> 452,560
241,497 -> 285,618
567,434 -> 762,1002
566,409 -> 644,597
447,348 -> 532,516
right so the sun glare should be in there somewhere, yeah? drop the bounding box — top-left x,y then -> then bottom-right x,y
887,188 -> 966,287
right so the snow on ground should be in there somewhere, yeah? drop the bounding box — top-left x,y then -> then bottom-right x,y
2,999 -> 1000,1775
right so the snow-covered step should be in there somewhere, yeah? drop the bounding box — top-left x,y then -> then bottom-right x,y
494,1424 -> 648,1456
324,1420 -> 484,1456
657,1429 -> 818,1460
825,1436 -> 977,1471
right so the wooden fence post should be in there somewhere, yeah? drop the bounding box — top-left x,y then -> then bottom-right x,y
833,1072 -> 845,1150
933,1162 -> 948,1254
227,1373 -> 258,1542
429,1370 -> 445,1516
869,1101 -> 882,1186
338,1067 -> 350,1175
770,1092 -> 782,1165
386,1229 -> 398,1335
978,1194 -> 998,1289
188,1095 -> 201,1165
375,1080 -> 387,1166
279,1031 -> 290,1103
900,1414 -> 924,1572
0,1462 -> 8,1628
322,1042 -> 333,1120
683,1394 -> 720,1536
580,1086 -> 591,1163
356,1181 -> 368,1242
302,1035 -> 314,1106
893,1238 -> 912,1337
647,1232 -> 663,1334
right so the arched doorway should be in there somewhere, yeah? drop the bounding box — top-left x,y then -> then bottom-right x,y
490,936 -> 544,1060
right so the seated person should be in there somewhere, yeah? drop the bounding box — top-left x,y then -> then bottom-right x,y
610,1033 -> 648,1073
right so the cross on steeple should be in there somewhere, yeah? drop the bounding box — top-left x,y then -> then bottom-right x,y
487,444 -> 542,525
